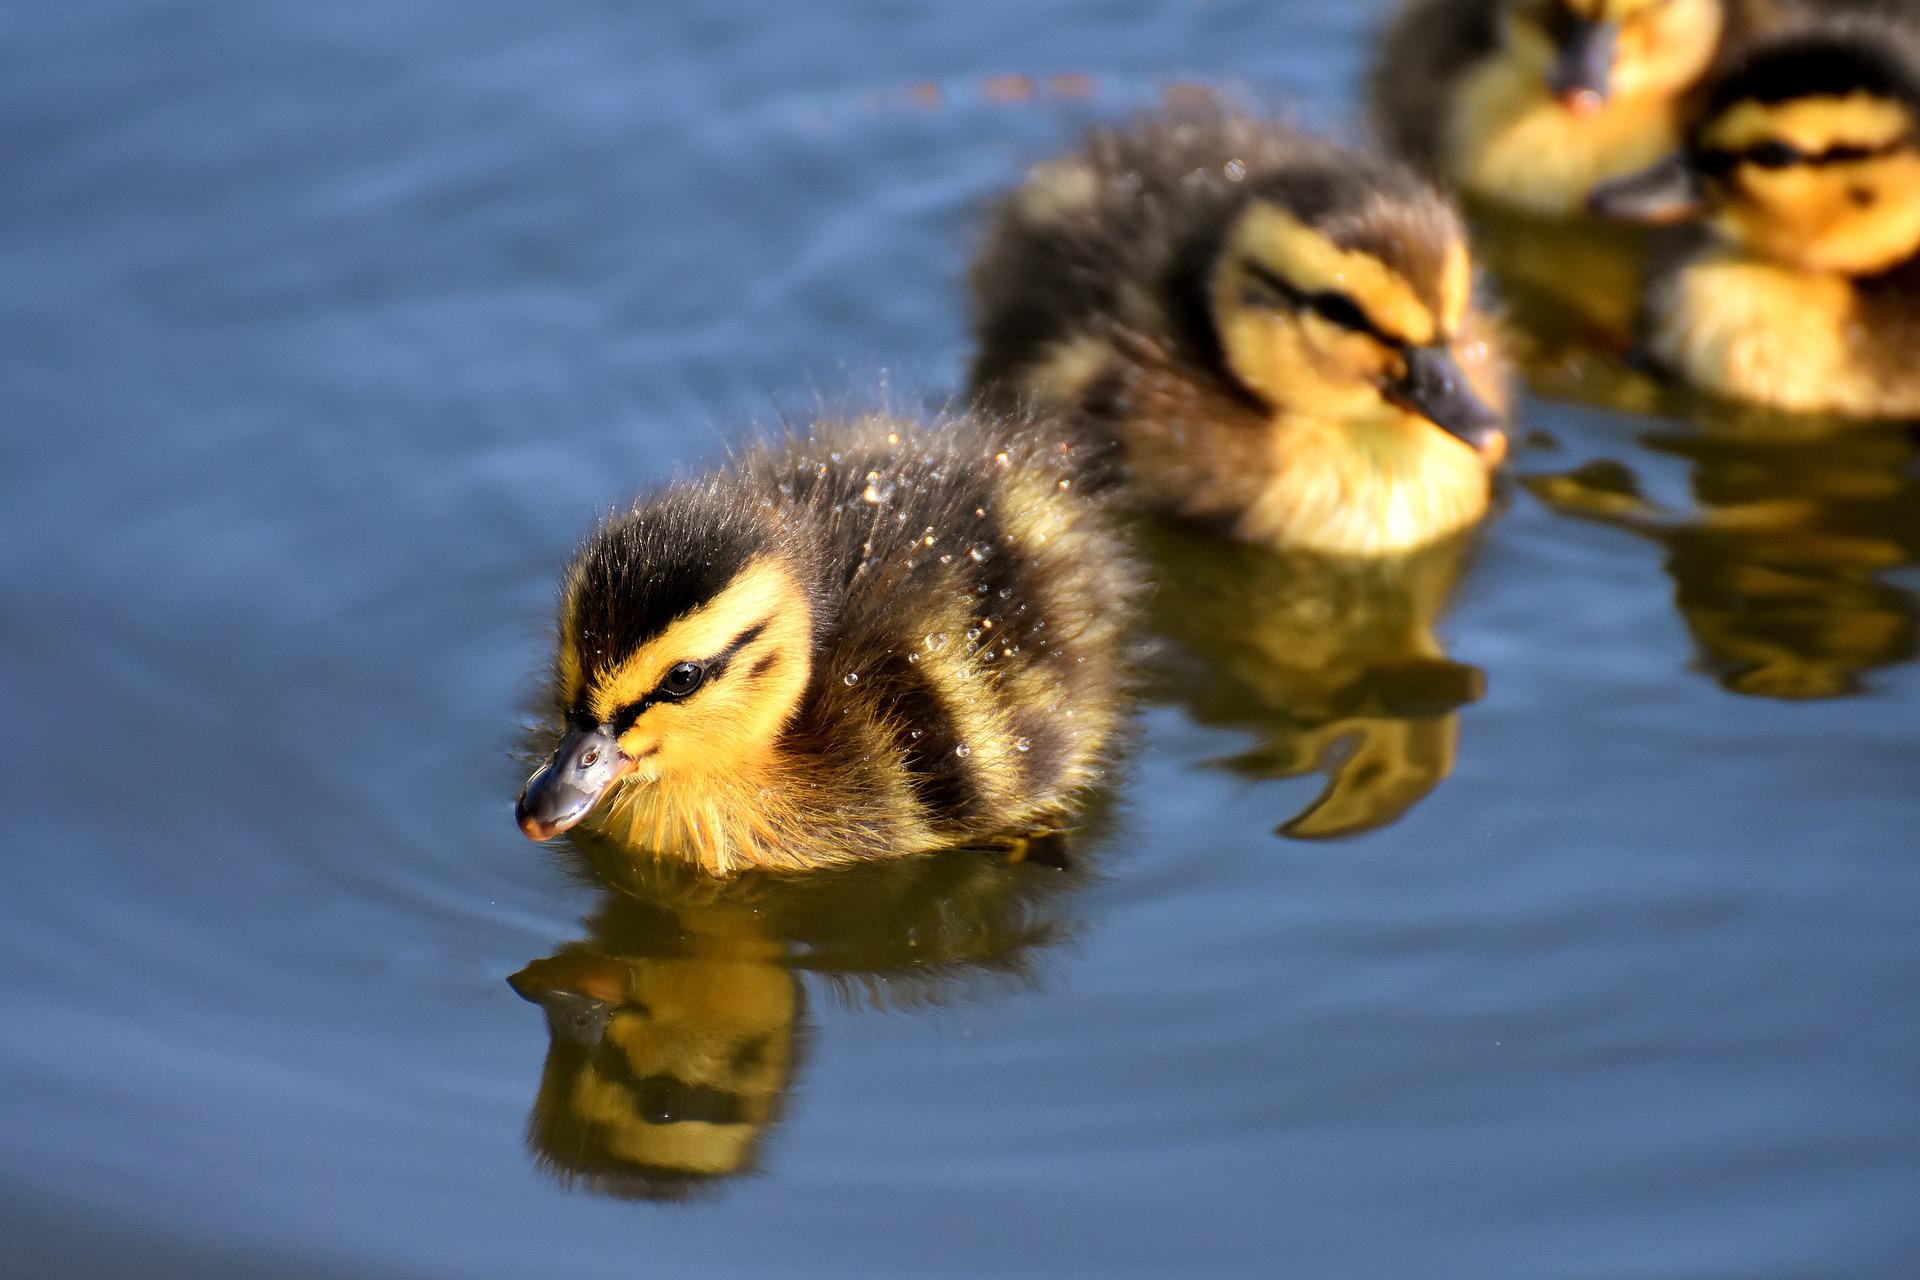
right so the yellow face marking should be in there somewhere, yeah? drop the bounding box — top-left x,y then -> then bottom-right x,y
1704,95 -> 1916,157
1694,97 -> 1920,275
1713,149 -> 1920,275
1230,203 -> 1438,346
1438,242 -> 1472,335
565,558 -> 813,780
1566,0 -> 1664,20
588,559 -> 794,722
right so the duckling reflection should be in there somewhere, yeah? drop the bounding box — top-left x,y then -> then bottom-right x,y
509,835 -> 1088,1200
1143,521 -> 1485,839
1526,412 -> 1920,698
1464,201 -> 1663,369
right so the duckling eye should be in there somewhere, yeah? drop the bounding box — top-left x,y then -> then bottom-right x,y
660,661 -> 704,697
1748,140 -> 1803,170
1305,291 -> 1378,337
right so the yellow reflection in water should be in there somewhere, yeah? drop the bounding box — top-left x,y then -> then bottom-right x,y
509,836 -> 1091,1200
1142,520 -> 1485,839
1464,200 -> 1661,370
1526,417 -> 1920,699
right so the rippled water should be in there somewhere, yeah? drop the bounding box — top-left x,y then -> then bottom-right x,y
5,2 -> 1918,1276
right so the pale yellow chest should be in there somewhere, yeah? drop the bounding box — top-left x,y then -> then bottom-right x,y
1649,251 -> 1901,415
1239,414 -> 1493,557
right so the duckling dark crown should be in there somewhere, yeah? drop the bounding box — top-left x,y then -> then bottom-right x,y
565,489 -> 798,694
1702,24 -> 1920,125
1239,163 -> 1461,310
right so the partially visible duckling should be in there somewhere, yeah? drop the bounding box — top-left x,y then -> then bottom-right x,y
1372,0 -> 1773,215
969,106 -> 1510,558
514,412 -> 1136,875
1590,13 -> 1920,416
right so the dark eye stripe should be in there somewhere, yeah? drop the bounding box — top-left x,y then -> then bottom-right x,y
1242,261 -> 1401,347
607,617 -> 773,733
1700,134 -> 1913,175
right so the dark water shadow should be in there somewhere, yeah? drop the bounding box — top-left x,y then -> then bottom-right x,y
1140,520 -> 1486,840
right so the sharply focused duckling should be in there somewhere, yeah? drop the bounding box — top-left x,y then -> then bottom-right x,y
1372,0 -> 1771,215
1588,14 -> 1920,416
514,412 -> 1135,875
969,107 -> 1511,558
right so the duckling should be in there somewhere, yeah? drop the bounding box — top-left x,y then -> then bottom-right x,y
1588,13 -> 1920,416
1371,0 -> 1774,215
968,105 -> 1511,558
514,411 -> 1136,875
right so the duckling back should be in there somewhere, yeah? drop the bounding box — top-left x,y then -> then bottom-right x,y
746,412 -> 1137,843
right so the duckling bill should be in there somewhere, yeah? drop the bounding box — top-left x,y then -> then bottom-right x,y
1588,13 -> 1920,416
969,103 -> 1511,557
516,412 -> 1136,875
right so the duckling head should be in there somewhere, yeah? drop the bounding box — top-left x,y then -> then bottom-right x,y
1208,175 -> 1504,459
1590,24 -> 1920,275
517,499 -> 819,841
1499,0 -> 1725,113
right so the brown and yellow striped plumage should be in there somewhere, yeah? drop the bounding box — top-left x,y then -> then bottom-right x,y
968,106 -> 1510,557
517,412 -> 1136,875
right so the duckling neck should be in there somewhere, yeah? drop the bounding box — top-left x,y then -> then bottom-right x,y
588,747 -> 881,876
1238,410 -> 1492,556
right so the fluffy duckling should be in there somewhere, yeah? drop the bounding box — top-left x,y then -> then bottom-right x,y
1590,13 -> 1920,416
968,107 -> 1510,558
514,412 -> 1135,875
1372,0 -> 1772,215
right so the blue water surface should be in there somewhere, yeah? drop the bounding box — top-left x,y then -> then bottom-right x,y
3,2 -> 1917,1276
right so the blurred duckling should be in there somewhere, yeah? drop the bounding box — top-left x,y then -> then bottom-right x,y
1589,14 -> 1920,415
1372,0 -> 1773,215
515,412 -> 1136,875
969,106 -> 1511,558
